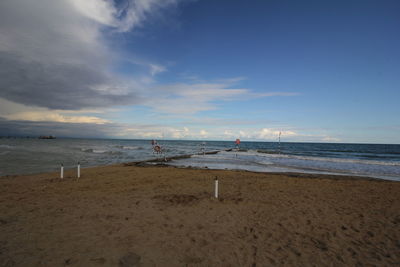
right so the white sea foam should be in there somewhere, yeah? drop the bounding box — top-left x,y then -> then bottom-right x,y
82,148 -> 117,154
168,150 -> 400,181
123,146 -> 141,150
92,149 -> 107,154
256,151 -> 400,166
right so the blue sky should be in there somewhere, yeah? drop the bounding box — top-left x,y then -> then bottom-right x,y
0,0 -> 399,143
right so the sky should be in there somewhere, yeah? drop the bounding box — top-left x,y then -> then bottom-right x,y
0,0 -> 399,143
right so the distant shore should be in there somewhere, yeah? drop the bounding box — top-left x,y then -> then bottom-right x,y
1,163 -> 399,266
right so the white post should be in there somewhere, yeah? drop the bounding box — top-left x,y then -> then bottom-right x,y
60,164 -> 64,179
214,177 -> 218,199
77,162 -> 80,178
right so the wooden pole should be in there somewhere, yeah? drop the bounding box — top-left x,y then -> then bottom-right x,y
214,176 -> 218,199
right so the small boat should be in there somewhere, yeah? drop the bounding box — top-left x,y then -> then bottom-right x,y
38,135 -> 56,139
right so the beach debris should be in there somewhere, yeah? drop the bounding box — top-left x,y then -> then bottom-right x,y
311,237 -> 328,251
215,176 -> 219,199
119,252 -> 141,267
64,258 -> 74,265
77,162 -> 80,179
60,163 -> 64,179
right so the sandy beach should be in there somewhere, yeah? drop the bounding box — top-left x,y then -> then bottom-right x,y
0,164 -> 399,266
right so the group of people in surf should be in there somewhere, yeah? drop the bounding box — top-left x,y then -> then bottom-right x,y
151,139 -> 163,154
151,139 -> 241,156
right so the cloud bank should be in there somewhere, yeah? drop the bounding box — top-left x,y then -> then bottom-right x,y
0,0 -> 181,110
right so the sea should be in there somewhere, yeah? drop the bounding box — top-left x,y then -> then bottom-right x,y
0,138 -> 399,181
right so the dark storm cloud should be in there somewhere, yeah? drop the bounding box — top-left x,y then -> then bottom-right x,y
0,118 -> 178,139
0,0 -> 144,110
0,118 -> 118,138
0,0 -> 262,115
0,52 -> 140,110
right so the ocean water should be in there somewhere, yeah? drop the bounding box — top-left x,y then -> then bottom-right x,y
0,138 -> 399,181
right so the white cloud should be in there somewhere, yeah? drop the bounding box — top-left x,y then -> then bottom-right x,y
257,92 -> 300,97
69,0 -> 182,32
0,110 -> 342,142
169,126 -> 189,138
146,82 -> 253,114
149,64 -> 167,76
257,128 -> 297,139
239,130 -> 248,138
4,112 -> 109,124
70,0 -> 118,27
223,130 -> 235,138
199,129 -> 208,137
116,0 -> 181,32
322,136 -> 341,142
139,79 -> 300,115
0,98 -> 112,124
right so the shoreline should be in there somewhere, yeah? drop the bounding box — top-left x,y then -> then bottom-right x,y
1,146 -> 399,181
3,146 -> 398,182
1,160 -> 388,182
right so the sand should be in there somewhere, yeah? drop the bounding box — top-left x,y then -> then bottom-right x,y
0,164 -> 399,266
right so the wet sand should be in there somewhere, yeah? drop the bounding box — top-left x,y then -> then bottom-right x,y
0,164 -> 399,266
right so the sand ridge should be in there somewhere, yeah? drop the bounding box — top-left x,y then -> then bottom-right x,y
0,164 -> 399,266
